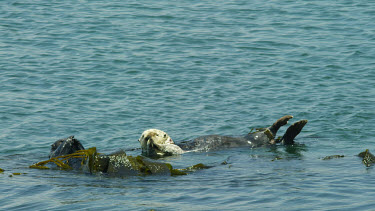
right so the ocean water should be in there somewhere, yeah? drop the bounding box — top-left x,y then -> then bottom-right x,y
1,0 -> 375,210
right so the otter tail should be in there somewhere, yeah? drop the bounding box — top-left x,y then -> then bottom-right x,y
269,115 -> 294,136
280,120 -> 308,145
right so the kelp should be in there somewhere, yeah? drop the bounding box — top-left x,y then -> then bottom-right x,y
248,128 -> 266,134
29,147 -> 98,170
180,163 -> 210,172
0,168 -> 4,173
29,147 -> 208,176
271,156 -> 283,161
248,128 -> 276,142
166,163 -> 210,176
358,149 -> 375,167
104,152 -> 209,176
8,173 -> 23,177
322,155 -> 345,160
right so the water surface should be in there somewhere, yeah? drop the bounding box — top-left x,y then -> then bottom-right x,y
1,0 -> 375,210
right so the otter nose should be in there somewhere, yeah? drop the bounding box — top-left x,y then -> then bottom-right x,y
167,137 -> 174,144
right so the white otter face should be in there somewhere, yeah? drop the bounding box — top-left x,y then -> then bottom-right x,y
139,129 -> 174,146
138,129 -> 183,157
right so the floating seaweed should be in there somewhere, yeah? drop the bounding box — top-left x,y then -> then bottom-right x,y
30,147 -> 208,176
322,155 -> 345,160
30,147 -> 98,170
358,149 -> 375,167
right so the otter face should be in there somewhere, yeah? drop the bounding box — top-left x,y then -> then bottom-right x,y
49,136 -> 85,158
139,129 -> 182,157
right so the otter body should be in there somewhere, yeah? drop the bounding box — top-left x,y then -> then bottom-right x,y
139,115 -> 308,157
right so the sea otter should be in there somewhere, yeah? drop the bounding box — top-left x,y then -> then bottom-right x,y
139,115 -> 308,157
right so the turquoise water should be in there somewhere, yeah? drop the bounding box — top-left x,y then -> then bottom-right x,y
1,0 -> 375,210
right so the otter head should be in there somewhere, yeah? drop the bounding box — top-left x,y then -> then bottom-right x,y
138,129 -> 183,157
49,136 -> 85,158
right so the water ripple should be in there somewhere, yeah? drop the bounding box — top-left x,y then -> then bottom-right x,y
1,0 -> 375,210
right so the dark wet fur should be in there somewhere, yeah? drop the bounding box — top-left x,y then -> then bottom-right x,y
269,115 -> 293,136
280,120 -> 308,145
178,116 -> 307,151
49,136 -> 85,170
178,135 -> 250,151
49,136 -> 85,158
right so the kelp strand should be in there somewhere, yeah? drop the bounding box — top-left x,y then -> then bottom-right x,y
29,148 -> 98,170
